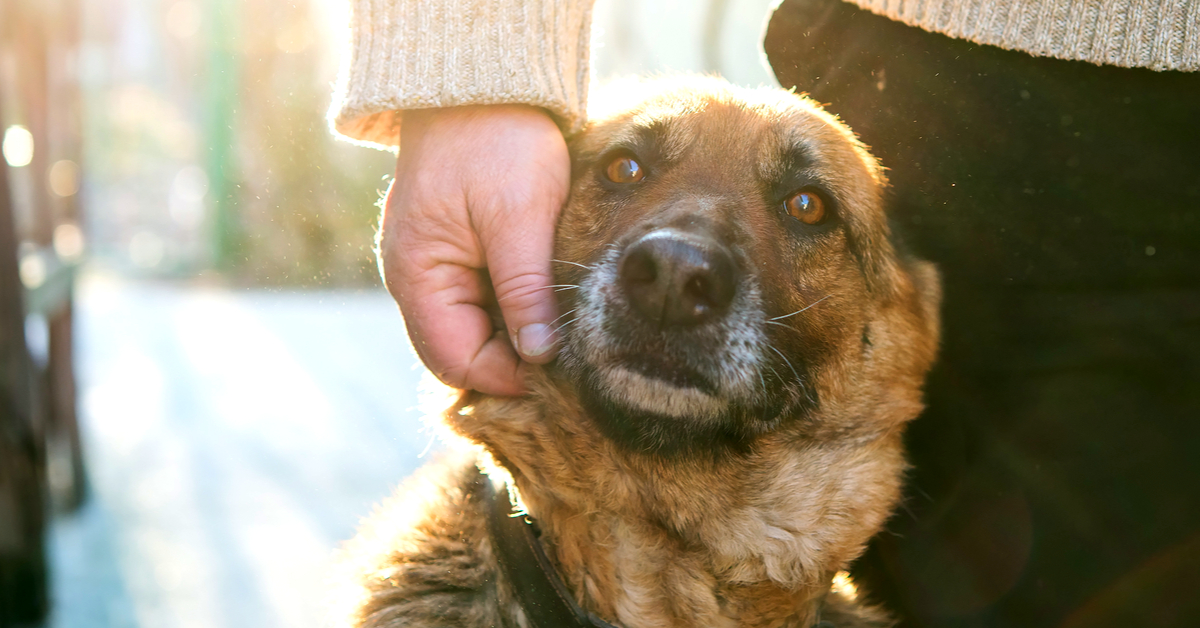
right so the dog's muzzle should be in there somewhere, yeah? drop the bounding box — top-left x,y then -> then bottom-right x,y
561,220 -> 769,433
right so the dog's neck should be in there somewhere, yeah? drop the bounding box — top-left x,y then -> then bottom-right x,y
452,373 -> 904,628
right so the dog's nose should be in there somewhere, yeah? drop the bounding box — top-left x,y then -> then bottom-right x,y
618,231 -> 736,327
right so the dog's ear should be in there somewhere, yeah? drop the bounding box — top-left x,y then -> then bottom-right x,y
877,255 -> 941,378
906,259 -> 942,346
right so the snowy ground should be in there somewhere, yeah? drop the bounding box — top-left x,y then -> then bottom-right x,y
47,273 -> 443,628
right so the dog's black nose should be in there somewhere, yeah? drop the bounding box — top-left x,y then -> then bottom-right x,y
618,231 -> 736,327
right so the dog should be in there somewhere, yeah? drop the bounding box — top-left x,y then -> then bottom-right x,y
336,77 -> 941,628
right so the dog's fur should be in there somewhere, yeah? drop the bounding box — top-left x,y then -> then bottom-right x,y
337,78 -> 940,628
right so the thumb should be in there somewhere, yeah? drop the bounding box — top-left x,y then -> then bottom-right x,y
479,195 -> 564,364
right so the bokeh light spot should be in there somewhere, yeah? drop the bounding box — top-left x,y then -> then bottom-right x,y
170,165 -> 209,228
19,253 -> 47,289
54,223 -> 86,260
3,125 -> 34,168
49,159 -> 81,197
165,0 -> 202,40
275,19 -> 314,54
130,231 -> 165,268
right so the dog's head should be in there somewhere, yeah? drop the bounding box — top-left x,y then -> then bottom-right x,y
551,77 -> 940,455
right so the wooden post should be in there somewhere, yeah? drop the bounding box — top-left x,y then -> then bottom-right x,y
0,91 -> 49,626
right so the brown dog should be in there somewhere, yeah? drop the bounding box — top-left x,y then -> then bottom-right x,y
337,77 -> 940,628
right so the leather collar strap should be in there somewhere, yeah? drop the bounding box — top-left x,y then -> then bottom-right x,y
483,474 -> 622,628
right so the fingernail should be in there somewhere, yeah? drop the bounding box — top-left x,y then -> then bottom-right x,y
517,324 -> 557,359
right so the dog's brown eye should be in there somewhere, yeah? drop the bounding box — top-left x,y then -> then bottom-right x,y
605,156 -> 644,183
784,190 -> 826,225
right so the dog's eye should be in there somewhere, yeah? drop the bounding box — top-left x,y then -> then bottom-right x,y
605,156 -> 645,184
784,189 -> 826,225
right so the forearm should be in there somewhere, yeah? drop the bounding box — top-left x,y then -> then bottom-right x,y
330,0 -> 595,149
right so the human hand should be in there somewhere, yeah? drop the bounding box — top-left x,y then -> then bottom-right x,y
380,105 -> 569,396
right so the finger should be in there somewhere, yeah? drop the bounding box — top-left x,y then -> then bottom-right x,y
390,261 -> 525,396
478,194 -> 565,364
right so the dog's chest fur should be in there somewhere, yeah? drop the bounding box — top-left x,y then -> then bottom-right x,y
338,374 -> 902,628
486,381 -> 903,628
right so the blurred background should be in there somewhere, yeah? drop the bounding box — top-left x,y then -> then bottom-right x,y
0,0 -> 775,626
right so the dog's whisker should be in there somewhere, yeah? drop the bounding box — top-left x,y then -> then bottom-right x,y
764,363 -> 783,388
764,362 -> 779,378
549,309 -> 579,327
770,295 -> 832,321
765,320 -> 805,336
496,285 -> 583,303
766,343 -> 801,385
552,259 -> 593,270
554,316 -> 582,332
801,382 -> 818,405
554,285 -> 581,292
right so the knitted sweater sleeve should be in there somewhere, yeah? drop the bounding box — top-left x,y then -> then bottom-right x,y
329,0 -> 595,150
849,0 -> 1199,72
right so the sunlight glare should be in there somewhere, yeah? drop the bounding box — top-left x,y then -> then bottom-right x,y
832,570 -> 859,601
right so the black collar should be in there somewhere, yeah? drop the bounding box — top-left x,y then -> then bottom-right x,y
483,473 -> 622,628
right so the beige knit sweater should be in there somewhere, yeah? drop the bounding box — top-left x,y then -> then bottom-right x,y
329,0 -> 1199,149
